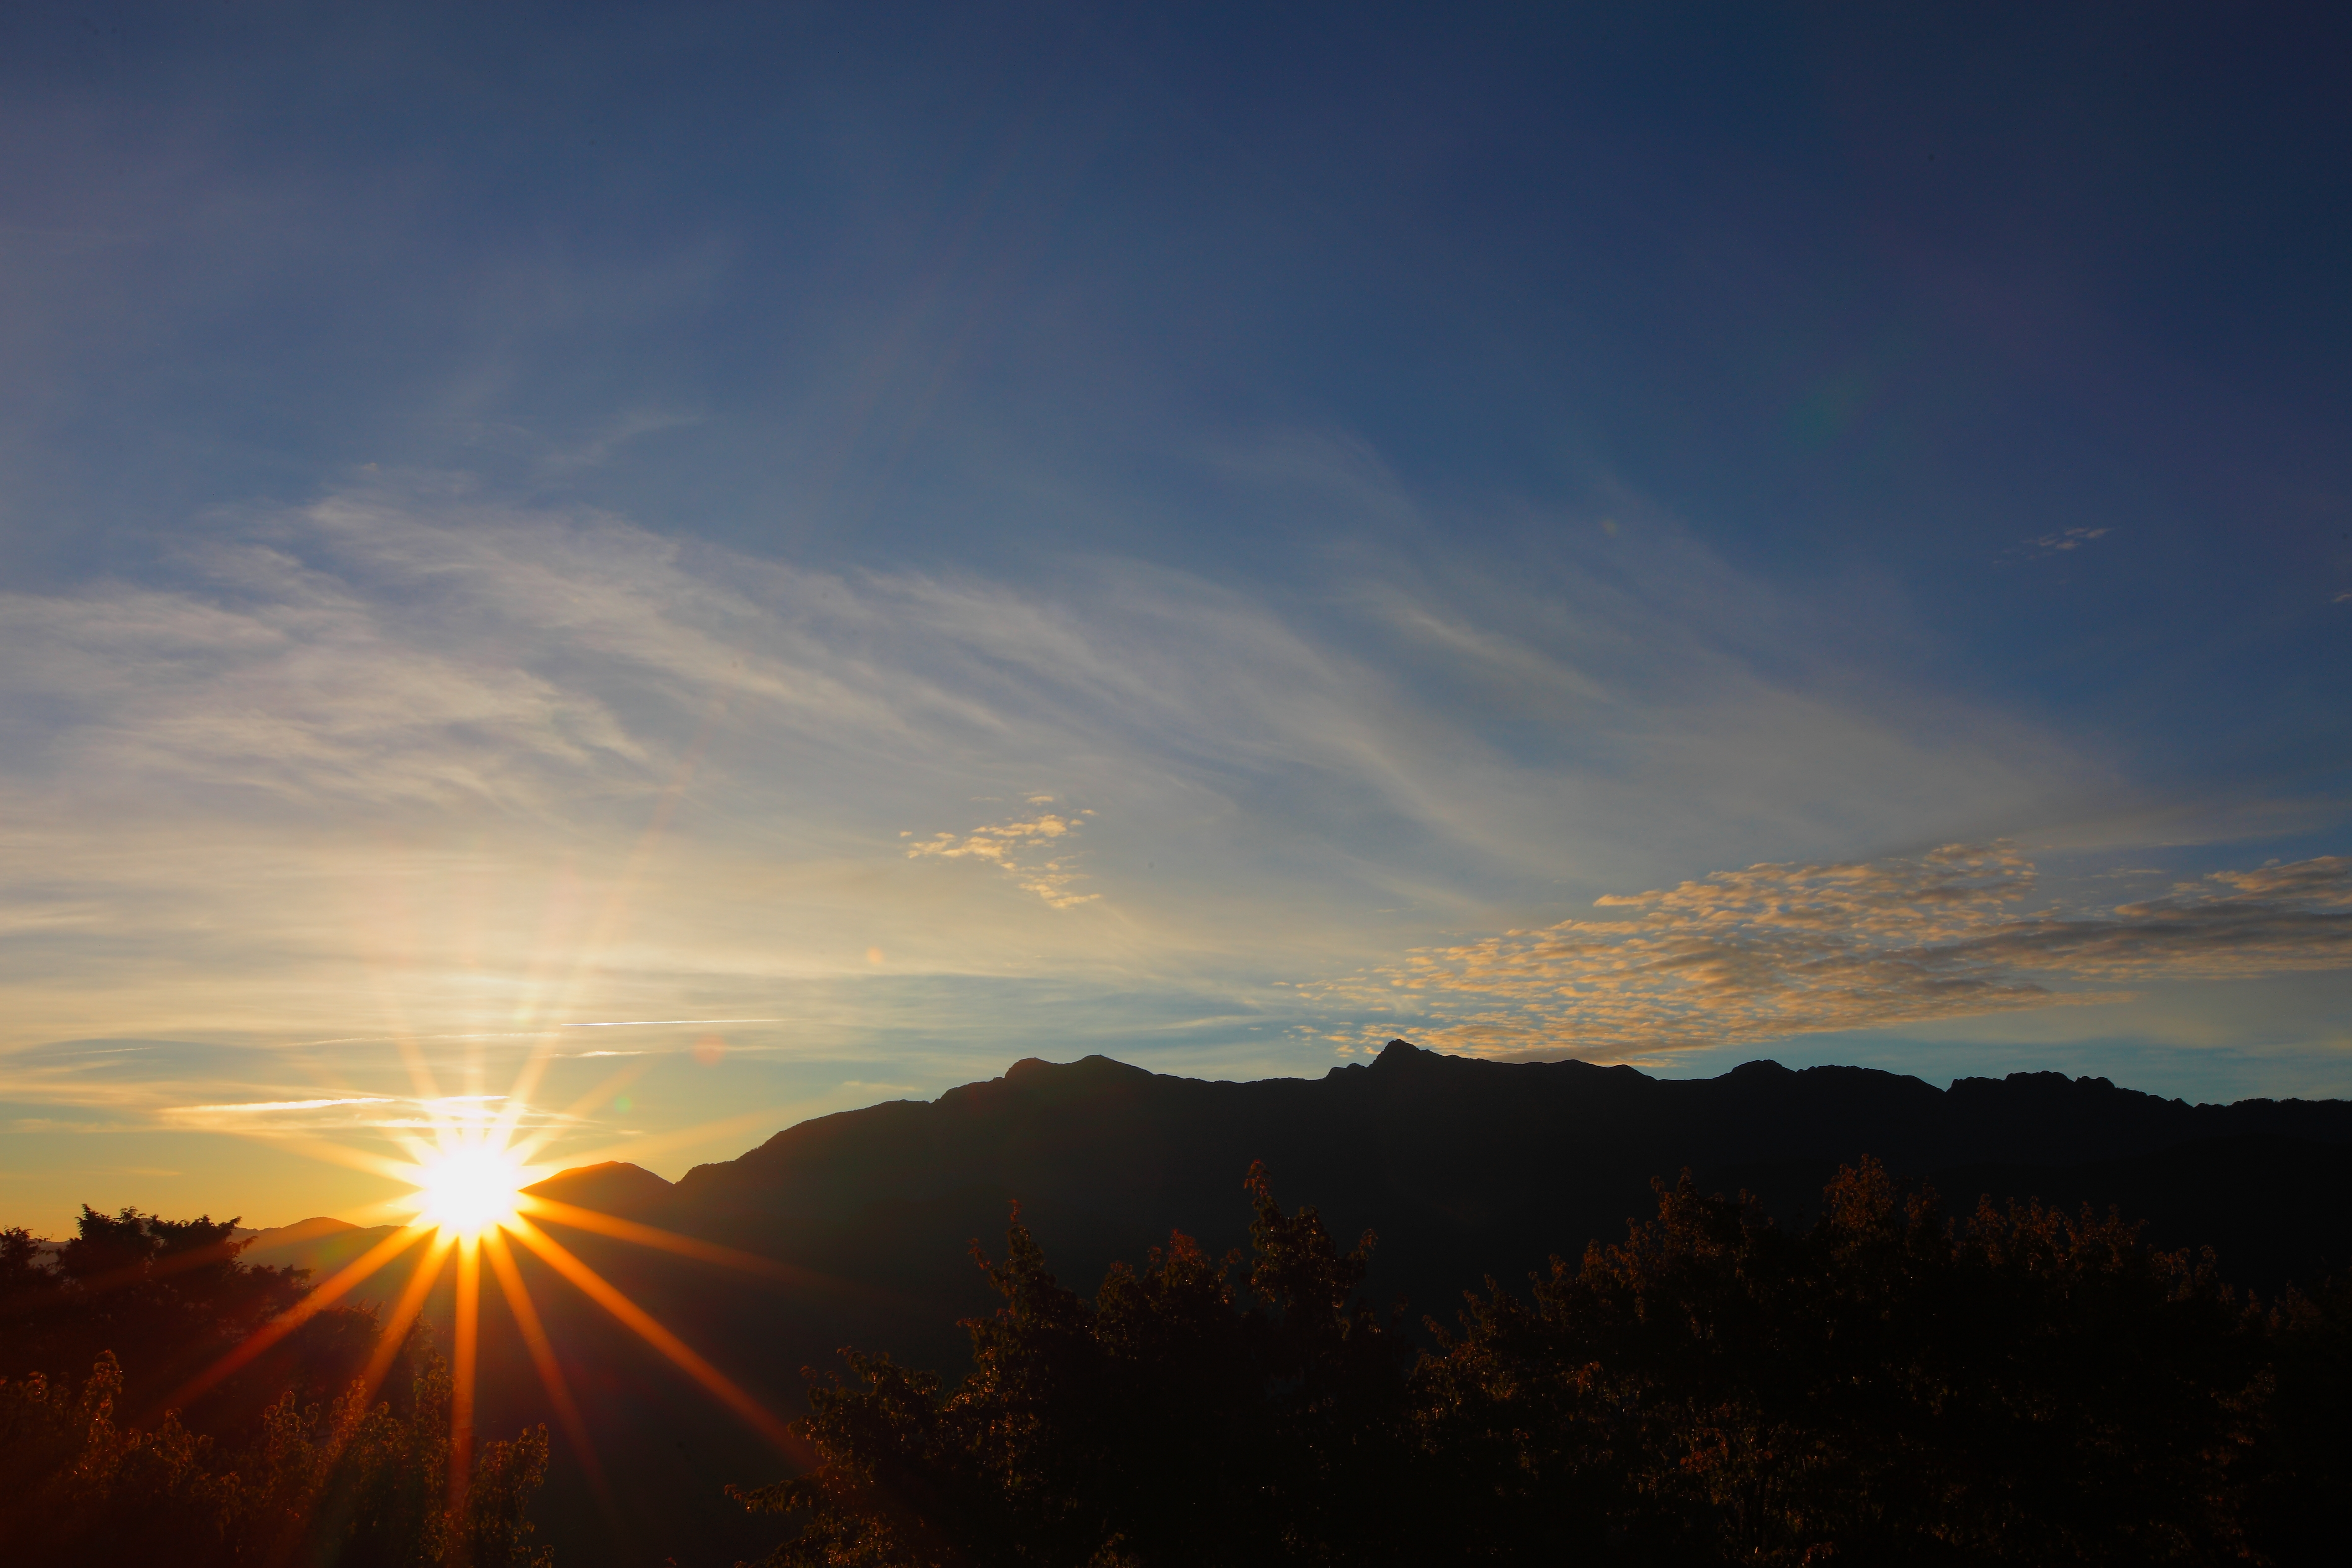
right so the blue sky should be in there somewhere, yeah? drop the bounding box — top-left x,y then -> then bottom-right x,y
3,3 -> 2347,1230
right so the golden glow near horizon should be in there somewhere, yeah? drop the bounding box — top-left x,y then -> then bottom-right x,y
149,737 -> 827,1527
162,1054 -> 803,1530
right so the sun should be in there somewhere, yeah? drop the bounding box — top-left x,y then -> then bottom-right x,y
171,1051 -> 805,1522
411,1142 -> 525,1238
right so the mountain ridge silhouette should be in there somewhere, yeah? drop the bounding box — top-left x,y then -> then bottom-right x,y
616,1041 -> 2352,1310
224,1042 -> 2352,1567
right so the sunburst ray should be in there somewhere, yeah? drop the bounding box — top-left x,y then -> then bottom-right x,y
481,1228 -> 606,1494
515,1192 -> 907,1309
361,1230 -> 456,1397
502,1214 -> 803,1459
503,1057 -> 654,1166
168,1221 -> 434,1408
515,1100 -> 805,1172
175,951 -> 806,1533
449,1236 -> 482,1512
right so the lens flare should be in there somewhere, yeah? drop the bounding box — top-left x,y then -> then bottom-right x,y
170,1056 -> 808,1534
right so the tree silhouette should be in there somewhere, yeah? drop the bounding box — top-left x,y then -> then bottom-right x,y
1416,1159 -> 2272,1563
0,1210 -> 555,1567
738,1159 -> 2349,1567
735,1166 -> 1408,1567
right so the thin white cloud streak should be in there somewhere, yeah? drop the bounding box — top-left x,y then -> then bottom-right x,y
175,1097 -> 395,1114
1300,846 -> 2352,1061
152,1088 -> 574,1138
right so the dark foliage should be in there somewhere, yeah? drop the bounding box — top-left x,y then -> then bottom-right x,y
0,1210 -> 554,1567
732,1166 -> 1410,1567
2244,1271 -> 2352,1564
736,1160 -> 2352,1567
1415,1161 -> 2264,1564
1,1206 -> 371,1444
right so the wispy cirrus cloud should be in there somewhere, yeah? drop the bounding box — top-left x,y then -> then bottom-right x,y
56,459 -> 2327,1141
0,475 -> 2103,1060
1999,526 -> 2116,566
1301,847 -> 2352,1062
2019,526 -> 2113,557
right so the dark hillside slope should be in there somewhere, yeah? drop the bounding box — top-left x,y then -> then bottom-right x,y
650,1041 -> 2352,1328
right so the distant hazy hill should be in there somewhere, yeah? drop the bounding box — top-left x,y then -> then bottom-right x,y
236,1214 -> 379,1274
526,1158 -> 676,1219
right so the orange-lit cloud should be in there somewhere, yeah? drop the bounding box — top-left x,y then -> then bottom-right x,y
903,808 -> 1101,908
1302,847 -> 2352,1061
